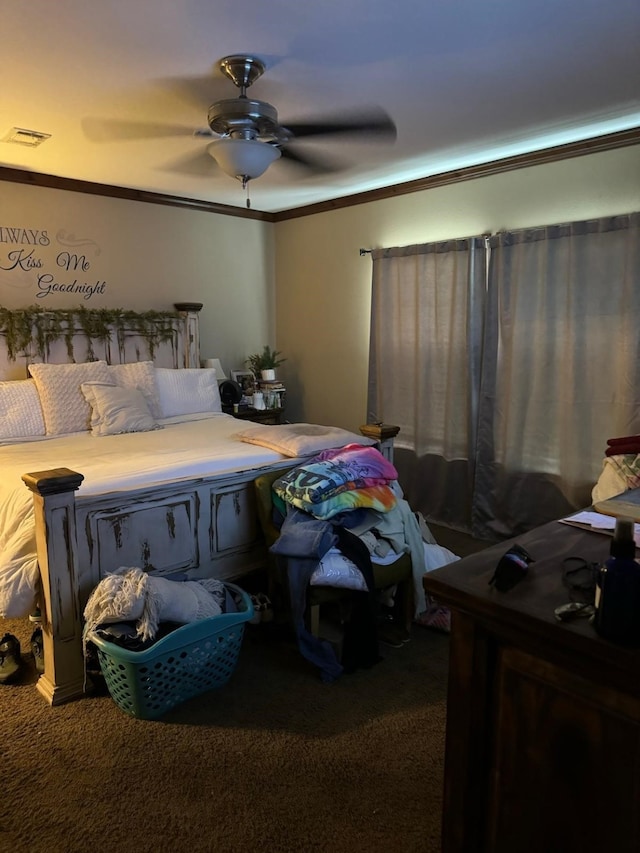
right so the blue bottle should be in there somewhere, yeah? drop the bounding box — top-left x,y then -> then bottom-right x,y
594,517 -> 640,646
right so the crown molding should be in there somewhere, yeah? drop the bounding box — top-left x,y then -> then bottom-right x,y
0,167 -> 274,221
1,128 -> 637,222
273,127 -> 640,221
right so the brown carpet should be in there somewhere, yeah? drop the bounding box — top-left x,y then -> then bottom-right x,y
0,615 -> 451,853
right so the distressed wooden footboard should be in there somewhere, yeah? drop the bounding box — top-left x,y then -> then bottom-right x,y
22,461 -> 293,705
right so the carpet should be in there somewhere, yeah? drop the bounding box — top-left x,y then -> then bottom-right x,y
0,616 -> 450,853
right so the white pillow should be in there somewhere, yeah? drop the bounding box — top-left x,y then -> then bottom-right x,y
28,361 -> 111,435
0,379 -> 46,439
81,382 -> 160,436
154,368 -> 222,418
108,361 -> 162,418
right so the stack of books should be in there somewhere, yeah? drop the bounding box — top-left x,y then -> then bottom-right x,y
259,379 -> 286,410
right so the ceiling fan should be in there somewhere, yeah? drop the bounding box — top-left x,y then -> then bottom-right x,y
83,54 -> 397,206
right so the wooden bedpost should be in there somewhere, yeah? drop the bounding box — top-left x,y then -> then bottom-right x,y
359,423 -> 400,463
174,303 -> 203,368
22,468 -> 85,705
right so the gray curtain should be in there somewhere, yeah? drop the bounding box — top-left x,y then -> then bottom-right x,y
472,212 -> 640,539
368,212 -> 640,541
368,237 -> 486,532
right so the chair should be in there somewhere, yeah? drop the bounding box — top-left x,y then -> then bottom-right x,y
253,469 -> 414,636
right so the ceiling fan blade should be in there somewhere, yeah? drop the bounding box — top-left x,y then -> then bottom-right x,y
279,146 -> 343,174
281,108 -> 396,142
157,148 -> 219,177
82,116 -> 201,143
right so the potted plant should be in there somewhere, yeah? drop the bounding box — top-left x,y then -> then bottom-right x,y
245,345 -> 286,381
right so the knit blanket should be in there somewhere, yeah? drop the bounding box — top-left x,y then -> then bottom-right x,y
83,567 -> 226,643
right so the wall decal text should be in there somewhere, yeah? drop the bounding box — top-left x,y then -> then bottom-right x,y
0,225 -> 107,300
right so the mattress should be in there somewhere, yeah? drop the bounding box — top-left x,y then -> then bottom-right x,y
0,413 -> 285,617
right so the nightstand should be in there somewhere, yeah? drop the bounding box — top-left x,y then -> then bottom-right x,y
223,405 -> 284,425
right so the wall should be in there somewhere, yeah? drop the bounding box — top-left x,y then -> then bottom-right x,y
275,145 -> 640,430
2,145 -> 638,428
0,182 -> 275,375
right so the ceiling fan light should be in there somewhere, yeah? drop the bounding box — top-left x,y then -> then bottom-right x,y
207,138 -> 280,181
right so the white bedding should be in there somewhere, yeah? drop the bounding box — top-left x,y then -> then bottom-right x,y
0,413 -> 285,618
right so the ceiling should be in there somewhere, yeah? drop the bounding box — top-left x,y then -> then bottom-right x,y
2,0 -> 639,214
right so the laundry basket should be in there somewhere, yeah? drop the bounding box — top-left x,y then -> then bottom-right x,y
90,583 -> 253,719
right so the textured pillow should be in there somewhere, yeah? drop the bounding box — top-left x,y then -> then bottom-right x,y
107,361 -> 162,418
235,423 -> 376,458
0,379 -> 46,439
154,368 -> 222,418
81,382 -> 160,436
28,360 -> 111,435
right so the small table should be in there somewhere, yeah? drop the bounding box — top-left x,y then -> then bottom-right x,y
222,405 -> 284,425
423,519 -> 640,853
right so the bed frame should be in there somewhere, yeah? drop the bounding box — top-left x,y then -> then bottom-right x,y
1,305 -> 291,705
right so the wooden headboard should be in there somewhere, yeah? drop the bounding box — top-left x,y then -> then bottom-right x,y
0,302 -> 202,379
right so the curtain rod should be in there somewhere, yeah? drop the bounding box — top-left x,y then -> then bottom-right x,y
361,233 -> 495,256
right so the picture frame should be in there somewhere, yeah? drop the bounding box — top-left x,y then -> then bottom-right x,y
231,370 -> 256,395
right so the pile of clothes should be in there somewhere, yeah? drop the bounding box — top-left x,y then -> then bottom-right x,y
83,567 -> 236,652
605,433 -> 640,458
593,434 -> 640,504
269,443 -> 458,681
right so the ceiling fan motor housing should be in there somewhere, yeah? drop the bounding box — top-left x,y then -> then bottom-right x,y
207,99 -> 281,141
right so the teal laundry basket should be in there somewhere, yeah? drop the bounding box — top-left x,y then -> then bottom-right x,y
91,583 -> 253,720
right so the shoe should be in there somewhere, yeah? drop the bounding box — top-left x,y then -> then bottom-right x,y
0,633 -> 23,684
415,603 -> 451,633
31,627 -> 45,674
249,593 -> 274,625
248,595 -> 263,624
378,625 -> 411,648
258,593 -> 274,623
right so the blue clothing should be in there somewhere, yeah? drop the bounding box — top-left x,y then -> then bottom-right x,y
270,508 -> 343,682
270,508 -> 337,559
270,508 -> 380,681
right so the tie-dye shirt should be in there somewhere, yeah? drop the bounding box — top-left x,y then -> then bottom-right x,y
273,444 -> 398,520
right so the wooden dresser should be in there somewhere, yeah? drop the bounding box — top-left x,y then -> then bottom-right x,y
423,519 -> 640,853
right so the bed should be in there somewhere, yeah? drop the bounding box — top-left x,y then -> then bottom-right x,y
0,305 -> 377,705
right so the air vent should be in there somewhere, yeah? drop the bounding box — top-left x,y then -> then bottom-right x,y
2,127 -> 51,147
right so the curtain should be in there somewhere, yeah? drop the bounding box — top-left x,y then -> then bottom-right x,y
473,212 -> 640,539
368,238 -> 486,531
368,212 -> 640,541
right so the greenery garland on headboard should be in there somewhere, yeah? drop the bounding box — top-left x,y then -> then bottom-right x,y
0,305 -> 180,361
